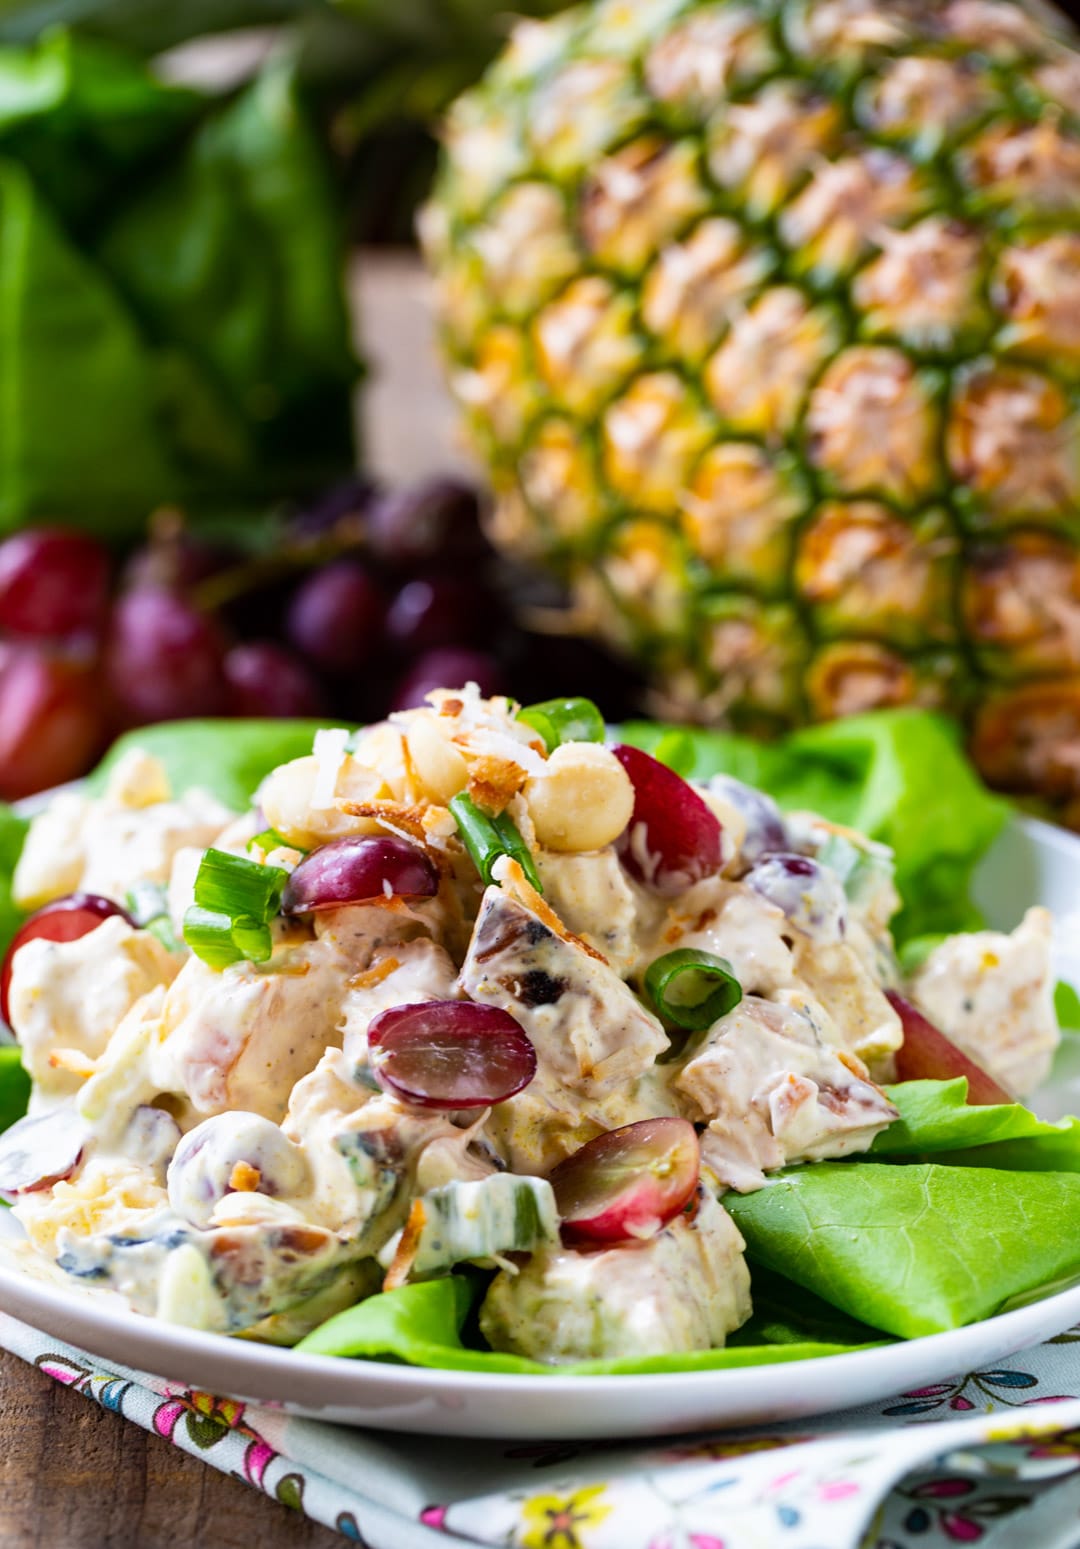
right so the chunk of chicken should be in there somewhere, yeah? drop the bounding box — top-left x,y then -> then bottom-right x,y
459,885 -> 669,1092
284,1048 -> 493,1244
676,994 -> 898,1192
338,937 -> 460,1069
8,917 -> 179,1103
535,848 -> 648,976
150,933 -> 356,1123
790,938 -> 903,1064
662,875 -> 900,1064
480,1191 -> 751,1363
13,750 -> 232,912
909,907 -> 1058,1095
662,878 -> 798,997
482,1062 -> 675,1176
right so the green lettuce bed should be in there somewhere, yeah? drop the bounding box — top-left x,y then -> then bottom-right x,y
4,709 -> 1080,1377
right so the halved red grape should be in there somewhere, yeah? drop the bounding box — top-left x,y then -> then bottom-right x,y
0,648 -> 104,801
105,587 -> 228,725
281,836 -> 439,914
612,744 -> 723,896
0,1110 -> 89,1198
746,853 -> 846,942
391,648 -> 505,711
224,641 -> 325,718
887,990 -> 1014,1105
286,560 -> 385,675
0,527 -> 110,641
367,1001 -> 536,1109
549,1117 -> 701,1246
1,894 -> 132,1029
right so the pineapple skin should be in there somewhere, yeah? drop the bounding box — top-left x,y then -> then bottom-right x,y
422,0 -> 1080,811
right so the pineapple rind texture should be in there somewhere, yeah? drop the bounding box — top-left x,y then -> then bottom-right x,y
423,0 -> 1080,808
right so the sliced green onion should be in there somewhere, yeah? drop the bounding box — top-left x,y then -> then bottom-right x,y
146,915 -> 183,955
125,880 -> 170,928
449,793 -> 543,895
248,827 -> 294,856
492,811 -> 544,894
518,697 -> 605,753
448,793 -> 502,884
231,917 -> 273,963
644,949 -> 742,1031
193,848 -> 287,923
651,728 -> 696,778
183,906 -> 274,968
183,906 -> 245,970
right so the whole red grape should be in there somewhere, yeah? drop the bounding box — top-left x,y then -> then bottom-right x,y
224,641 -> 324,718
122,530 -> 237,595
105,587 -> 228,726
0,647 -> 104,800
0,527 -> 110,641
386,576 -> 490,654
367,478 -> 487,568
286,560 -> 385,675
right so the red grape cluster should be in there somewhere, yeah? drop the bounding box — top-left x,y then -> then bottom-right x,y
0,478 -> 643,802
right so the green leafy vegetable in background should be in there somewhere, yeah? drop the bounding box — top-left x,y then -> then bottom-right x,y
0,1047 -> 30,1134
874,1079 -> 1080,1172
89,717 -> 344,812
0,30 -> 356,534
622,710 -> 1009,943
727,1162 -> 1080,1339
296,1272 -> 881,1374
1057,981 -> 1080,1029
0,803 -> 28,954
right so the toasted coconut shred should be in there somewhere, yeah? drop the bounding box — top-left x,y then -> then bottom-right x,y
311,727 -> 351,808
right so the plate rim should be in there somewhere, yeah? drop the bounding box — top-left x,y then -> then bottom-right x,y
3,1236 -> 1080,1402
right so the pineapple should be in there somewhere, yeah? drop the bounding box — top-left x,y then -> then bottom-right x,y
421,0 -> 1080,812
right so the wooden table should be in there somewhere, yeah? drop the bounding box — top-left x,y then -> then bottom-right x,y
0,252 -> 454,1547
0,1350 -> 343,1547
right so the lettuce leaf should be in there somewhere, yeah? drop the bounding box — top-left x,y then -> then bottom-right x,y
0,1046 -> 29,1135
728,1265 -> 887,1349
621,709 -> 1008,942
89,718 -> 343,813
0,802 -> 28,949
296,1273 -> 884,1374
872,1079 -> 1080,1171
727,1162 -> 1080,1339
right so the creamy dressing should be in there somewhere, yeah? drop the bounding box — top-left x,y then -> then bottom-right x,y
479,1191 -> 751,1363
0,696 -> 1060,1358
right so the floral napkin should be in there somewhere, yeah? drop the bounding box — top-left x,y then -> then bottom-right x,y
4,1308 -> 1080,1548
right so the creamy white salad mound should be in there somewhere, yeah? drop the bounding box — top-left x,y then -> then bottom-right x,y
0,688 -> 1058,1365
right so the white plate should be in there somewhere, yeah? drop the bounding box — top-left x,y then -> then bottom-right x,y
2,813 -> 1080,1440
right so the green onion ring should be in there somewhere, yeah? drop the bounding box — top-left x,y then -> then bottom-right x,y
644,948 -> 742,1031
518,697 -> 605,753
